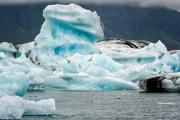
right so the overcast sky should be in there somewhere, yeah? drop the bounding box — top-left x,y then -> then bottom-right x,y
1,0 -> 180,12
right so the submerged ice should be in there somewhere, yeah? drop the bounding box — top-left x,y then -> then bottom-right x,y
0,3 -> 180,96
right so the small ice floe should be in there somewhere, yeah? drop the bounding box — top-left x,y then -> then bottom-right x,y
0,96 -> 56,119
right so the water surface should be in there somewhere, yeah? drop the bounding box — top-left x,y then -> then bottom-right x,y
23,91 -> 180,120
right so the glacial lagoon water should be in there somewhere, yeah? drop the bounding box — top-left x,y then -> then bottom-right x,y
23,90 -> 180,120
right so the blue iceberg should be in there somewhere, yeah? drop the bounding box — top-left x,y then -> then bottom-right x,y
0,3 -> 180,92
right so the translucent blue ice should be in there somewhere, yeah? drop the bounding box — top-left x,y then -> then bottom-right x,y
34,4 -> 104,57
0,4 -> 180,92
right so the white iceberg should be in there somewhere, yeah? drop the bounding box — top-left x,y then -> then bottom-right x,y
0,96 -> 56,119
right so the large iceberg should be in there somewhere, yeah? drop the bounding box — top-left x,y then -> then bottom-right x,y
0,3 -> 180,94
4,3 -> 180,120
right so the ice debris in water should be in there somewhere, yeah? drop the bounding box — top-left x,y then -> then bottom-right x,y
0,3 -> 180,95
0,96 -> 55,119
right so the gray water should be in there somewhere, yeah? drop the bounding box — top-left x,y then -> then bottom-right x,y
23,91 -> 180,120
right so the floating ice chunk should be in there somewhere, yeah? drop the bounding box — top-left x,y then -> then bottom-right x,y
0,96 -> 25,119
0,96 -> 56,119
23,98 -> 56,116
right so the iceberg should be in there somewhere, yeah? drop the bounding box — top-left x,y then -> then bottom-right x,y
0,96 -> 55,119
0,3 -> 180,92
